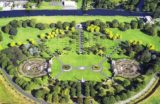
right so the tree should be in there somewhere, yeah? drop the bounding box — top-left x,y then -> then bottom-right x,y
112,19 -> 119,28
71,88 -> 76,97
102,97 -> 109,104
93,19 -> 101,25
34,89 -> 47,99
9,28 -> 17,35
3,25 -> 11,33
0,32 -> 3,42
52,93 -> 59,103
130,20 -> 138,29
70,21 -> 76,27
148,26 -> 158,36
50,23 -> 55,28
29,19 -> 36,27
56,21 -> 63,29
24,82 -> 38,91
84,97 -> 90,104
77,82 -> 81,97
22,20 -> 28,28
139,50 -> 151,63
119,22 -> 125,31
35,23 -> 46,30
77,97 -> 83,104
90,85 -> 96,97
120,93 -> 128,100
138,20 -> 144,29
64,95 -> 70,103
46,94 -> 52,103
0,45 -> 3,50
85,83 -> 90,96
9,42 -> 16,47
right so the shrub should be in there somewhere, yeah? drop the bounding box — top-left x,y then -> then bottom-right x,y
35,23 -> 45,30
0,32 -> 3,42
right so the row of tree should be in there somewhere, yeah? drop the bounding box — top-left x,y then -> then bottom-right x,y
1,19 -> 76,36
85,19 -> 158,36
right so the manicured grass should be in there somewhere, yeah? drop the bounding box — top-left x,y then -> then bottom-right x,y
0,16 -> 137,26
0,74 -> 34,104
1,27 -> 52,49
109,28 -> 160,51
51,60 -> 111,81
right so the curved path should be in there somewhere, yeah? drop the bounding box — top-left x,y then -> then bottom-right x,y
117,74 -> 159,104
0,68 -> 47,104
0,9 -> 152,18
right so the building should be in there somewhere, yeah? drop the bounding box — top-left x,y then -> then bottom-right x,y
62,0 -> 77,10
138,16 -> 154,24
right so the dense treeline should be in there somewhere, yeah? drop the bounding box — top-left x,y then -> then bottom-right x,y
143,0 -> 160,18
1,19 -> 76,36
83,0 -> 141,11
85,19 -> 158,36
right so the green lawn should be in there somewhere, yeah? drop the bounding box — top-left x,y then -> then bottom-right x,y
140,85 -> 160,104
1,27 -> 52,49
108,28 -> 160,51
35,2 -> 62,10
52,55 -> 112,81
0,16 -> 137,25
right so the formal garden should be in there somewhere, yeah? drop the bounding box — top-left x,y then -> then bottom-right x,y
0,16 -> 160,104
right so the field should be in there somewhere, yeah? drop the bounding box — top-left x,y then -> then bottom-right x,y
140,85 -> 160,104
0,74 -> 34,104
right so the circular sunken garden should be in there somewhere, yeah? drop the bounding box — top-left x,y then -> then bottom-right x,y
19,58 -> 49,78
112,59 -> 141,78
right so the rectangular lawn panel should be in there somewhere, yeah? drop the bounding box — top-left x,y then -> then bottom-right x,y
59,53 -> 103,66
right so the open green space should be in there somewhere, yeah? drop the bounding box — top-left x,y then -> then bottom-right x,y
35,2 -> 62,10
0,16 -> 137,25
1,27 -> 52,49
108,28 -> 160,51
51,55 -> 112,81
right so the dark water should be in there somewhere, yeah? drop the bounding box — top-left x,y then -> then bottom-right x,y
0,9 -> 152,18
